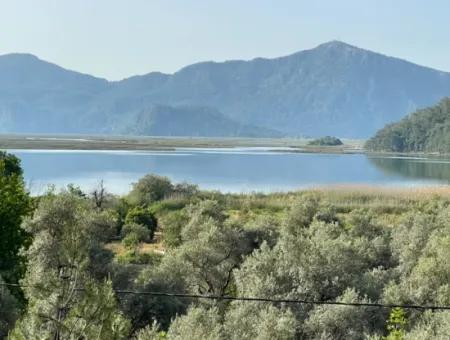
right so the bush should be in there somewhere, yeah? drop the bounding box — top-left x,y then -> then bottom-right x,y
113,198 -> 132,235
128,175 -> 174,206
125,207 -> 157,240
0,275 -> 20,338
122,232 -> 140,250
118,251 -> 163,265
160,210 -> 189,248
308,136 -> 343,146
121,223 -> 151,243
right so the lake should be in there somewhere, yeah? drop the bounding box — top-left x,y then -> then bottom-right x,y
9,148 -> 450,195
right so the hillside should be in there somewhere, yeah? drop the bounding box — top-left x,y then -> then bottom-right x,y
2,42 -> 450,137
0,53 -> 109,134
123,105 -> 282,137
365,98 -> 450,153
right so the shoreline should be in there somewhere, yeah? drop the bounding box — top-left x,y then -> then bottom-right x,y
0,134 -> 364,153
2,134 -> 450,159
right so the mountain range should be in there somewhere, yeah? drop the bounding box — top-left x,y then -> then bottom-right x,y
1,41 -> 450,138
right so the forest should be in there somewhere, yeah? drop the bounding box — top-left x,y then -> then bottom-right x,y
365,98 -> 450,153
1,150 -> 450,339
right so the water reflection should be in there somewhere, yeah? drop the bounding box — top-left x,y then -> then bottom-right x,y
368,156 -> 450,183
9,149 -> 450,195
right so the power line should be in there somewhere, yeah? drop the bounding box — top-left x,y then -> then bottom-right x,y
2,282 -> 450,311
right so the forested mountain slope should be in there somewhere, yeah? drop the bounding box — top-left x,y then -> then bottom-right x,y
365,98 -> 450,152
123,105 -> 282,137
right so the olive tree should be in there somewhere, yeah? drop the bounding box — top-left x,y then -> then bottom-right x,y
11,192 -> 130,339
166,303 -> 297,340
128,175 -> 173,206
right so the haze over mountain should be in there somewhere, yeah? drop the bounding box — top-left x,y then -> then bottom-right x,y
1,41 -> 450,138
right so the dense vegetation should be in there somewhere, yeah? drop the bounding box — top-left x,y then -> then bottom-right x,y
308,136 -> 343,146
2,152 -> 450,338
366,98 -> 450,153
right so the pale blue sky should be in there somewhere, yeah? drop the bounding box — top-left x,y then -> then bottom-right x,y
1,0 -> 450,80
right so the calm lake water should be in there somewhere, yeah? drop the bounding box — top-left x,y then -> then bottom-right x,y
9,148 -> 450,195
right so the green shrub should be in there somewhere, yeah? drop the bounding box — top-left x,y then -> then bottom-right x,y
125,207 -> 157,240
160,210 -> 189,248
128,175 -> 174,206
118,250 -> 163,265
122,232 -> 140,250
121,223 -> 151,242
308,136 -> 343,146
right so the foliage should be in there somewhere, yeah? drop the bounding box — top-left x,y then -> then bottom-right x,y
308,136 -> 343,146
133,321 -> 167,340
121,223 -> 151,243
0,151 -> 22,176
159,210 -> 189,248
117,251 -> 162,266
0,151 -> 31,286
167,306 -> 224,340
6,169 -> 450,338
366,98 -> 450,152
125,207 -> 157,240
384,308 -> 407,340
223,302 -> 297,339
122,232 -> 141,251
304,288 -> 384,339
128,174 -> 174,206
0,276 -> 20,339
404,311 -> 450,339
166,303 -> 297,340
11,192 -> 130,339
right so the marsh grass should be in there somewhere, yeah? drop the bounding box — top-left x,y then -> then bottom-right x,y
108,185 -> 450,260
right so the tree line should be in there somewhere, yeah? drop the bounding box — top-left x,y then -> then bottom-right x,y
1,151 -> 450,338
365,98 -> 450,153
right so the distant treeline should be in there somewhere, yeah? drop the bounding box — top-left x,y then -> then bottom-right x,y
308,136 -> 343,146
365,98 -> 450,153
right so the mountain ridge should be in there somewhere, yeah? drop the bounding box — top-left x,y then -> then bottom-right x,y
1,41 -> 450,137
7,40 -> 445,82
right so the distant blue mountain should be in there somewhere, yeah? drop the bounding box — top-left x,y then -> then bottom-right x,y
1,41 -> 450,137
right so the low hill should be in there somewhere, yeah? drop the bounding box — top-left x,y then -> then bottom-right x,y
122,105 -> 282,137
365,98 -> 450,153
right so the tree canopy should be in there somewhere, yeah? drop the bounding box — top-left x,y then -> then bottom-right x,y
0,151 -> 31,284
2,163 -> 450,338
366,98 -> 450,153
308,136 -> 343,146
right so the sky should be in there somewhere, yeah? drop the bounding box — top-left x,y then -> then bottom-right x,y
1,0 -> 450,80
